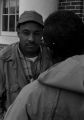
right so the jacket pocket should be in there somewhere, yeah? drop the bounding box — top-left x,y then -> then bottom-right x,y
7,84 -> 21,103
9,84 -> 20,93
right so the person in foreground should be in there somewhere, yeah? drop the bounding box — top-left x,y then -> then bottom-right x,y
0,10 -> 52,119
4,10 -> 84,120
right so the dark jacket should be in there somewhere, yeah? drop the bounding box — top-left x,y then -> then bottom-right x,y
4,55 -> 84,120
0,42 -> 52,119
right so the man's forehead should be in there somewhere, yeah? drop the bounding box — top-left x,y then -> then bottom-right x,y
20,22 -> 43,31
20,23 -> 43,32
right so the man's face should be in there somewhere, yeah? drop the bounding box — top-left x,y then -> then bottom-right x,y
18,22 -> 43,57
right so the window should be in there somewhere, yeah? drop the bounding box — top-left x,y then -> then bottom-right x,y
2,0 -> 19,33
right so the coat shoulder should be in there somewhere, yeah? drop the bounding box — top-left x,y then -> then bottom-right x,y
0,42 -> 19,61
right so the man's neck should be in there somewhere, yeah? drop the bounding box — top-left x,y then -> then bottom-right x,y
24,52 -> 39,58
25,56 -> 38,62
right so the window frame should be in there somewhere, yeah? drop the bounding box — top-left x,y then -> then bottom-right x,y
1,0 -> 19,36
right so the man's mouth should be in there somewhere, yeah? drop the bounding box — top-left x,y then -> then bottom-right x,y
25,44 -> 35,48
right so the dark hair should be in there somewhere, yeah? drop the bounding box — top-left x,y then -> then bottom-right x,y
43,10 -> 84,61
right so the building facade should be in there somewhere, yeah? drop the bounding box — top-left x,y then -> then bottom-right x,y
59,0 -> 84,22
0,0 -> 19,46
0,0 -> 84,49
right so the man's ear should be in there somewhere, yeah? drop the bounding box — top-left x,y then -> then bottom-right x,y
16,27 -> 20,36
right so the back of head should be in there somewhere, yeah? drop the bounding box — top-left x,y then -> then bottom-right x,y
43,10 -> 84,62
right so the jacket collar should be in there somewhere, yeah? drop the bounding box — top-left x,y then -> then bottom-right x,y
0,42 -> 43,62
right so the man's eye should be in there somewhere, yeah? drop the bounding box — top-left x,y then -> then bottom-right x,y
23,31 -> 30,35
34,32 -> 41,35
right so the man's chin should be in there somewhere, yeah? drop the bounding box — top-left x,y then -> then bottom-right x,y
25,48 -> 40,53
24,50 -> 40,57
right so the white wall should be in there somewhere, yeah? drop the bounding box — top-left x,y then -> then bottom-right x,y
0,0 -> 2,34
0,36 -> 19,44
19,0 -> 58,21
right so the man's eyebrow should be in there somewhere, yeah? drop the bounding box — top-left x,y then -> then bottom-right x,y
22,29 -> 30,32
35,30 -> 42,32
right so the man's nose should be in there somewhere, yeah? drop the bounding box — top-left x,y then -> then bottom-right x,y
28,33 -> 34,42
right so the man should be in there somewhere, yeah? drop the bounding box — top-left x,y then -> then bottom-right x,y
4,10 -> 84,120
0,10 -> 52,119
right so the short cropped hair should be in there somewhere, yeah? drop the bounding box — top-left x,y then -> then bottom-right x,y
43,10 -> 84,61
